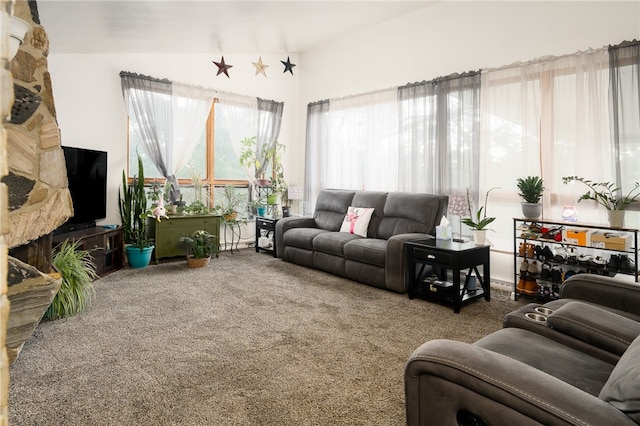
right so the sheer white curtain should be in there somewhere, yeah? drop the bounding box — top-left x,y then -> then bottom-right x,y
610,41 -> 640,228
171,82 -> 216,179
215,92 -> 258,182
324,89 -> 398,193
305,100 -> 329,211
121,72 -> 172,178
398,73 -> 480,196
479,48 -> 611,251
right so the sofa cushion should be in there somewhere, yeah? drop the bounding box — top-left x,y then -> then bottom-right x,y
350,191 -> 388,238
314,190 -> 355,231
343,238 -> 387,267
283,228 -> 329,250
378,192 -> 447,239
599,335 -> 640,422
313,232 -> 361,256
339,206 -> 375,237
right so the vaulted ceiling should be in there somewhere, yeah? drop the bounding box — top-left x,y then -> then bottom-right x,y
36,1 -> 435,54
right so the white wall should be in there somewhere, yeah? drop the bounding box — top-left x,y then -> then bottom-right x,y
297,0 -> 640,282
47,53 -> 300,226
299,1 -> 640,104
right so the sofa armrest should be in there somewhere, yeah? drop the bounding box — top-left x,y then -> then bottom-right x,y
275,216 -> 319,258
547,301 -> 640,356
385,233 -> 433,293
561,274 -> 640,318
405,339 -> 634,426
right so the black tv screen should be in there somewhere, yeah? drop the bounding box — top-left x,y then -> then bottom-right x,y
58,146 -> 107,233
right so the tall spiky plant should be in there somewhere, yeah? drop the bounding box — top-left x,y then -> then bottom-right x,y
45,239 -> 98,320
118,155 -> 149,249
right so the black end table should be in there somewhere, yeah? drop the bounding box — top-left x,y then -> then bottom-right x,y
255,216 -> 279,257
406,238 -> 491,313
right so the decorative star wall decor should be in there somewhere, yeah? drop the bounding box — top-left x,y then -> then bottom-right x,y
281,56 -> 296,75
252,57 -> 269,77
213,56 -> 233,78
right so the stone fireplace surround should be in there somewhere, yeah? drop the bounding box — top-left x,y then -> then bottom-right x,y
2,0 -> 71,366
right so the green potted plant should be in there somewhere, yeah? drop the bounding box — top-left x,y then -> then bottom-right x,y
45,239 -> 98,320
516,176 -> 545,219
118,155 -> 154,268
250,194 -> 267,217
461,187 -> 499,245
239,136 -> 270,185
214,184 -> 245,221
562,176 -> 640,227
184,167 -> 210,215
179,230 -> 218,268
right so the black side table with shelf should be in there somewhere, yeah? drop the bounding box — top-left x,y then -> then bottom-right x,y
407,238 -> 491,313
513,217 -> 639,302
255,216 -> 279,257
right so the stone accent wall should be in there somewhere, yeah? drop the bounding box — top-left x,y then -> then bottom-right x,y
3,0 -> 72,249
1,1 -> 15,423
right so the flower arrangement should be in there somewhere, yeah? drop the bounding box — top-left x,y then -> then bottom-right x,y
562,176 -> 640,210
461,187 -> 499,231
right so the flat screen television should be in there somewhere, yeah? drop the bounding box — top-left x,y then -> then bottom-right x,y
55,146 -> 108,234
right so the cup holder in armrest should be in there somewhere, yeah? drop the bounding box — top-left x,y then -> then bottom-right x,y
525,312 -> 548,323
534,307 -> 554,316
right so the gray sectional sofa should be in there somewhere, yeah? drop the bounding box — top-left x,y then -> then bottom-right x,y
274,189 -> 448,293
405,274 -> 640,426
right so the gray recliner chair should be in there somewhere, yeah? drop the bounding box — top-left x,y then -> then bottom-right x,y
405,274 -> 640,425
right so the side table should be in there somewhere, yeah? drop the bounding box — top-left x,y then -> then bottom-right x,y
255,216 -> 279,257
406,238 -> 490,313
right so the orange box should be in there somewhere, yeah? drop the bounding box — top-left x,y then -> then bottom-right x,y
562,229 -> 591,247
590,231 -> 632,251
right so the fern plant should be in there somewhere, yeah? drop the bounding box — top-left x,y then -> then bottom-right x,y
45,239 -> 98,320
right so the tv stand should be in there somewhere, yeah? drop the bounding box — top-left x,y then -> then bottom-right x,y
53,220 -> 97,235
52,226 -> 123,277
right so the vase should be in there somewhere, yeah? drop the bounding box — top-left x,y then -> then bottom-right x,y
257,206 -> 267,217
607,209 -> 625,228
472,230 -> 487,245
186,256 -> 210,268
267,194 -> 278,205
126,245 -> 154,268
521,202 -> 542,219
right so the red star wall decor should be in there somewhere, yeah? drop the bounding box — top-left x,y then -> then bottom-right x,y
213,56 -> 233,78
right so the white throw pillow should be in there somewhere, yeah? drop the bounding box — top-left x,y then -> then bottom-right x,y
340,206 -> 375,237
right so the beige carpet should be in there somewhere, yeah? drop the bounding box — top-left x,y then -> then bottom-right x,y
9,249 -> 523,425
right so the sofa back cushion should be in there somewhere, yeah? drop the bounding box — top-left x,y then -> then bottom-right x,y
350,191 -> 388,238
377,192 -> 448,239
599,334 -> 640,423
313,190 -> 356,231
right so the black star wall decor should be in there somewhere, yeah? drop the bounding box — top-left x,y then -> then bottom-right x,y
213,56 -> 233,78
281,56 -> 296,75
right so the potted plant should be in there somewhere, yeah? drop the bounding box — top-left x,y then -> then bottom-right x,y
461,187 -> 499,245
184,167 -> 210,215
45,239 -> 98,320
562,176 -> 640,227
250,194 -> 267,217
118,155 -> 155,268
179,230 -> 218,268
516,176 -> 545,219
239,136 -> 271,185
214,184 -> 245,221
